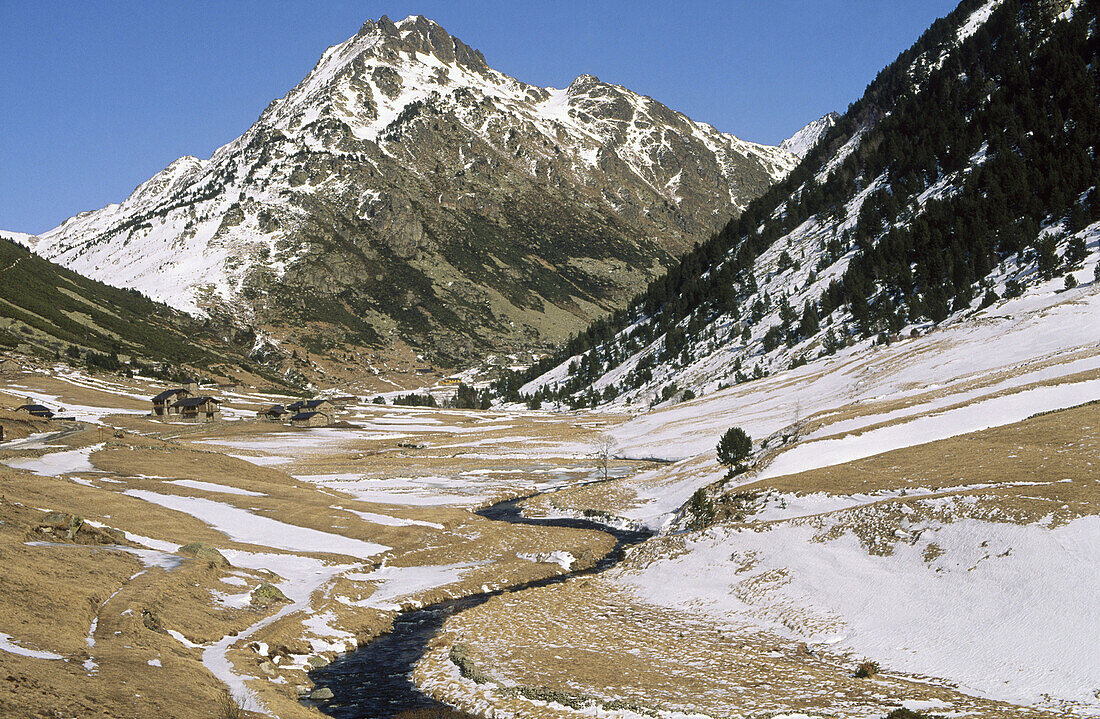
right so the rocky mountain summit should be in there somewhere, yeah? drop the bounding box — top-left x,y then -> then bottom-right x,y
23,15 -> 801,368
779,112 -> 840,158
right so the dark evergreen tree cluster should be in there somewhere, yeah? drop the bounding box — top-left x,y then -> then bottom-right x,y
84,350 -> 123,373
452,382 -> 492,409
832,0 -> 1100,334
0,234 -> 295,386
392,392 -> 438,407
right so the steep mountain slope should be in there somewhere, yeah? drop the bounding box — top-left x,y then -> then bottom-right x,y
21,15 -> 798,369
513,0 -> 1100,410
0,234 -> 286,385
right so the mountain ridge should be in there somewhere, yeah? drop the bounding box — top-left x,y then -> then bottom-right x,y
20,14 -> 801,375
779,112 -> 840,158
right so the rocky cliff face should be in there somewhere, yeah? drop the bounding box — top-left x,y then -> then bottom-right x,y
25,15 -> 799,368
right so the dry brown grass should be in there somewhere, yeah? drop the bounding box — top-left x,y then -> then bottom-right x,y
10,362 -> 1091,719
217,688 -> 245,719
0,380 -> 634,719
791,347 -> 1100,444
418,575 -> 1060,719
0,408 -> 54,441
414,401 -> 1100,719
736,401 -> 1100,526
0,481 -> 283,718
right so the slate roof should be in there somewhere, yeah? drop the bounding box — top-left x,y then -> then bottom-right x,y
288,399 -> 330,411
152,388 -> 188,403
172,396 -> 221,408
16,404 -> 53,416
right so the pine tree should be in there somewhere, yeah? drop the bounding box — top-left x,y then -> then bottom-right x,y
1035,235 -> 1060,280
716,427 -> 752,474
798,302 -> 820,337
1064,234 -> 1087,269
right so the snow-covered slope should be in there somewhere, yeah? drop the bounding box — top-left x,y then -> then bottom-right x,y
779,112 -> 839,159
592,272 -> 1100,713
19,15 -> 798,367
619,512 -> 1100,712
1,231 -> 38,249
610,265 -> 1100,469
0,231 -> 276,382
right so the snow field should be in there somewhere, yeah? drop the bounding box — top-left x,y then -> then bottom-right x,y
122,489 -> 389,558
0,632 -> 65,661
2,443 -> 103,477
337,561 -> 490,611
757,376 -> 1100,481
168,479 -> 267,497
619,514 -> 1100,712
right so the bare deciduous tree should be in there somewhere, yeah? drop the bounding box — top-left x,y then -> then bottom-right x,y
592,434 -> 616,480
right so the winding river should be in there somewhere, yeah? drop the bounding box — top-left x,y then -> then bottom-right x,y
307,495 -> 652,718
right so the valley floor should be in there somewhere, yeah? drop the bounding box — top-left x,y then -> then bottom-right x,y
0,280 -> 1097,719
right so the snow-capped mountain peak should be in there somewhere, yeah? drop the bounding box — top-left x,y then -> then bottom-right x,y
779,112 -> 840,159
19,15 -> 799,370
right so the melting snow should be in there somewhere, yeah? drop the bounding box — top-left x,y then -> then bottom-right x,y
123,490 -> 388,558
2,443 -> 102,477
0,632 -> 65,660
621,515 -> 1100,710
168,479 -> 267,497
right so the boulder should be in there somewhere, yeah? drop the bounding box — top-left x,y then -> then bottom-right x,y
178,542 -> 230,567
141,608 -> 167,634
41,512 -> 83,540
251,582 -> 290,607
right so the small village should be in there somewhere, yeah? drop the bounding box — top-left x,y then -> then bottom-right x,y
120,380 -> 351,428
0,353 -> 480,439
0,356 -> 357,435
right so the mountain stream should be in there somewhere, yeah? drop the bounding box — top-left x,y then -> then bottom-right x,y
307,494 -> 653,718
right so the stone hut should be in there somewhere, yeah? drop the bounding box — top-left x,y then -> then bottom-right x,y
290,411 -> 330,428
257,405 -> 288,422
288,399 -> 335,416
171,396 -> 221,422
151,388 -> 191,417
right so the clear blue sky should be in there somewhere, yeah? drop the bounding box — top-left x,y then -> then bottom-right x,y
1,1 -> 959,235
